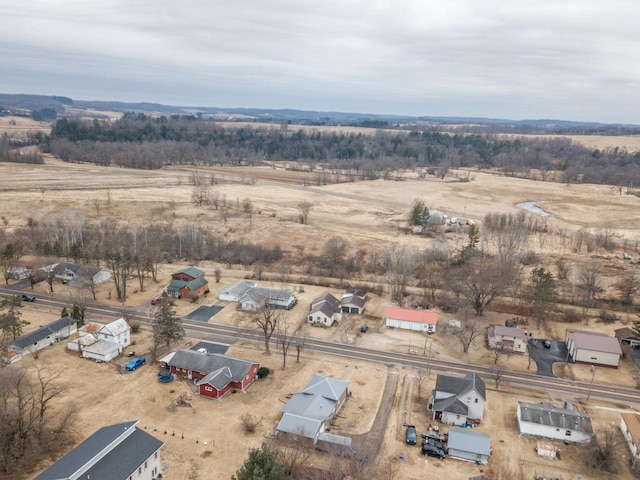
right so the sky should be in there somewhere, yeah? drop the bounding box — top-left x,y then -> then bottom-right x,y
1,0 -> 639,123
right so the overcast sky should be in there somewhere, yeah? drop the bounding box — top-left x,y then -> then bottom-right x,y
1,1 -> 639,123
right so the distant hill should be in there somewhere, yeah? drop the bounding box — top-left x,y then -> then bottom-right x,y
2,93 -> 639,133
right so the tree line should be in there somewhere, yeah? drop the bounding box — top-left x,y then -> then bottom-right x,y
42,115 -> 640,188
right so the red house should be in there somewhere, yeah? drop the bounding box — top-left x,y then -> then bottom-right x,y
167,349 -> 260,400
166,267 -> 209,299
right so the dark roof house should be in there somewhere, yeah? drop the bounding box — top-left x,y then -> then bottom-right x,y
431,372 -> 486,425
34,420 -> 163,480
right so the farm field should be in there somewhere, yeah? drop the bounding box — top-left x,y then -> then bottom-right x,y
3,149 -> 640,479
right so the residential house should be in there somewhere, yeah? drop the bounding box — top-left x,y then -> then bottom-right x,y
566,329 -> 622,367
308,293 -> 342,327
167,349 -> 260,399
276,375 -> 349,446
620,413 -> 640,464
487,325 -> 527,353
385,306 -> 438,333
615,327 -> 640,348
217,280 -> 258,302
447,428 -> 491,464
33,420 -> 163,480
72,264 -> 111,286
54,262 -> 82,282
166,266 -> 209,299
97,317 -> 131,348
7,316 -> 77,360
517,401 -> 593,444
431,372 -> 486,425
239,286 -> 296,311
340,290 -> 366,314
66,318 -> 130,362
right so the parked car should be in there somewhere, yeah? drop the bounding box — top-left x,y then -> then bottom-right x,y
422,440 -> 446,459
151,296 -> 161,305
406,425 -> 417,445
422,430 -> 448,442
360,325 -> 369,333
125,357 -> 146,371
422,437 -> 445,450
20,293 -> 36,302
543,340 -> 551,349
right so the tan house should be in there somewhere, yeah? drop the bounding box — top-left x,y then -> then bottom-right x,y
487,325 -> 527,353
621,413 -> 640,465
566,329 -> 622,367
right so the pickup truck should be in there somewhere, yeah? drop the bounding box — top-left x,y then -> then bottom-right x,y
422,430 -> 448,442
125,357 -> 146,371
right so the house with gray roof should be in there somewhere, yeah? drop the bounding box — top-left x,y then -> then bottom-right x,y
168,349 -> 261,399
277,375 -> 350,446
218,280 -> 258,302
340,291 -> 366,314
487,325 -> 527,353
33,420 -> 163,480
240,286 -> 296,311
566,329 -> 622,367
447,427 -> 491,464
517,401 -> 593,444
431,372 -> 486,426
6,316 -> 77,361
308,292 -> 342,327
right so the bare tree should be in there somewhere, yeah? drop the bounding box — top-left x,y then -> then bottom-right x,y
252,304 -> 281,355
0,241 -> 25,285
585,427 -> 624,474
415,370 -> 428,400
276,319 -> 296,369
578,263 -> 602,308
189,171 -> 211,206
295,335 -> 306,363
614,273 -> 638,305
490,366 -> 505,389
384,247 -> 417,304
298,201 -> 312,225
448,311 -> 484,353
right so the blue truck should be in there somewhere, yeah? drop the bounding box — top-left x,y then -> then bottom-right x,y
125,357 -> 146,371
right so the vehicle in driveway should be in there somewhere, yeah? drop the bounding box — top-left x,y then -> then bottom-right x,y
422,437 -> 445,450
151,296 -> 161,305
543,340 -> 551,348
422,430 -> 448,442
125,357 -> 146,371
21,293 -> 36,302
406,425 -> 417,445
422,440 -> 446,459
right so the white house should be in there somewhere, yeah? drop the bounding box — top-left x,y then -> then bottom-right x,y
8,316 -> 77,360
447,428 -> 491,464
431,372 -> 485,425
33,420 -> 163,480
620,413 -> 640,464
566,329 -> 622,367
97,318 -> 131,348
517,401 -> 593,444
386,306 -> 438,333
308,293 -> 342,327
217,280 -> 258,302
487,325 -> 528,353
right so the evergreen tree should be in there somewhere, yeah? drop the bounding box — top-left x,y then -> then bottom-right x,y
528,267 -> 559,328
232,443 -> 291,480
152,292 -> 184,352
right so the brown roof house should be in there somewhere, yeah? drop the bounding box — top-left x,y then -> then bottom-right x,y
566,329 -> 622,367
487,325 -> 527,353
621,413 -> 640,465
615,327 -> 640,348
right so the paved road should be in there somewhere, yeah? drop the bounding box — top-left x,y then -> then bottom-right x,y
3,288 -> 638,406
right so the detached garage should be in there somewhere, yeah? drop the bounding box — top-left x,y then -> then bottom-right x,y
385,306 -> 438,333
566,329 -> 622,367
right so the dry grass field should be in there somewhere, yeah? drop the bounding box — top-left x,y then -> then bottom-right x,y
3,149 -> 640,479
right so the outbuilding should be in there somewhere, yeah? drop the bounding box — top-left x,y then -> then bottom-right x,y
517,401 -> 593,444
8,316 -> 77,359
566,329 -> 622,367
386,306 -> 437,333
447,428 -> 491,464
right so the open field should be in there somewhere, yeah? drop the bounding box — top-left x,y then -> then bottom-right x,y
3,155 -> 640,479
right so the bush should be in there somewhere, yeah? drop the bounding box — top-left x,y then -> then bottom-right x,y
562,309 -> 582,323
129,320 -> 141,334
240,413 -> 262,434
257,367 -> 270,378
597,310 -> 619,324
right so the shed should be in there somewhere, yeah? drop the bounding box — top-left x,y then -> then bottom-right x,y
566,329 -> 622,367
620,413 -> 640,462
536,440 -> 558,459
517,401 -> 593,444
81,339 -> 122,362
385,306 -> 438,333
446,428 -> 491,464
315,432 -> 355,457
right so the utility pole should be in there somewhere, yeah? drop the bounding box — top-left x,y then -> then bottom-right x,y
586,365 -> 596,403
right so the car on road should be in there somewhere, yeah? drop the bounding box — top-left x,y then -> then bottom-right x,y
422,440 -> 446,459
406,425 -> 417,445
125,357 -> 146,371
20,293 -> 36,302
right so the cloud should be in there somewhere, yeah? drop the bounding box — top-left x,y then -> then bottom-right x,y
1,0 -> 639,122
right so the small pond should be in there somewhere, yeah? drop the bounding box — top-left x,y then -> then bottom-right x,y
516,201 -> 555,218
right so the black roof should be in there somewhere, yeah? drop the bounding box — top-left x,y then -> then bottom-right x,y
435,372 -> 486,400
12,316 -> 76,349
169,349 -> 258,380
34,420 -> 163,480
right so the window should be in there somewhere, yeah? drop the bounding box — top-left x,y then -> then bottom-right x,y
155,452 -> 158,459
139,467 -> 142,474
474,398 -> 478,403
145,461 -> 148,469
556,428 -> 560,432
204,386 -> 212,392
565,430 -> 571,436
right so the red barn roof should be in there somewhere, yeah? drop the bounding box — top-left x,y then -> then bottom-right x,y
386,306 -> 437,325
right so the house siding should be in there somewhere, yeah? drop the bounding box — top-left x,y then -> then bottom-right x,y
385,318 -> 436,333
517,409 -> 591,444
447,448 -> 489,465
620,417 -> 640,460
